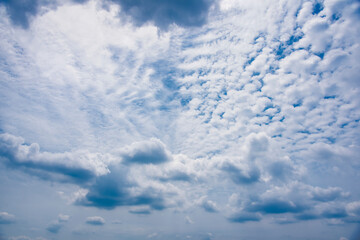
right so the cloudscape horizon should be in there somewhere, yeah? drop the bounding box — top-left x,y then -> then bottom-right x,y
0,0 -> 360,239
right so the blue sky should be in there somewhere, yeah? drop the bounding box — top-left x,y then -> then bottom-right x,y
0,0 -> 360,239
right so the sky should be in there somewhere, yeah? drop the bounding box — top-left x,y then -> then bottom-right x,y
0,0 -> 360,239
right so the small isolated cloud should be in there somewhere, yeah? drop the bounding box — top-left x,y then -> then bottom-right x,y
197,196 -> 219,213
129,206 -> 151,215
228,212 -> 261,223
86,216 -> 105,225
147,232 -> 158,238
58,214 -> 70,223
0,211 -> 15,224
46,214 -> 70,233
185,216 -> 194,224
120,138 -> 173,165
46,221 -> 62,234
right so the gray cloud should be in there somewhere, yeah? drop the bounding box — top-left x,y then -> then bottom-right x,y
0,133 -> 103,185
228,212 -> 261,223
120,138 -> 172,165
311,187 -> 350,202
85,216 -> 105,225
0,212 -> 15,224
0,133 -> 173,212
196,196 -> 219,213
46,221 -> 62,234
246,199 -> 309,214
201,199 -> 219,213
294,212 -> 321,221
74,162 -> 169,210
106,0 -> 215,30
221,162 -> 260,185
321,207 -> 348,219
129,206 -> 151,215
46,214 -> 70,233
1,0 -> 216,30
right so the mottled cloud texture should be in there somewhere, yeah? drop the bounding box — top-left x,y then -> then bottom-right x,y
0,0 -> 359,239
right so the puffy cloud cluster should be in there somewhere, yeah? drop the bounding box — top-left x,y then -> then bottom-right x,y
0,133 -> 190,212
226,181 -> 356,224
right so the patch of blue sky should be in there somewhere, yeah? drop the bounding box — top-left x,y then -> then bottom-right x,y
312,2 -> 324,15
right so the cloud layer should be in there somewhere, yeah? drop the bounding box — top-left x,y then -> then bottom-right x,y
0,0 -> 359,239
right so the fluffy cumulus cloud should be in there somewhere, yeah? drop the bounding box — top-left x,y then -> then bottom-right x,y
0,0 -> 359,239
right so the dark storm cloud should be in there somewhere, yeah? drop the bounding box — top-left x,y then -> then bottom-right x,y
1,0 -> 216,30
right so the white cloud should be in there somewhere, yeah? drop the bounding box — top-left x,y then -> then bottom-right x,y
0,0 -> 359,237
